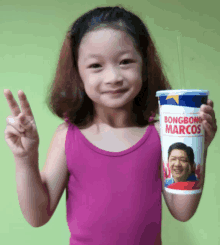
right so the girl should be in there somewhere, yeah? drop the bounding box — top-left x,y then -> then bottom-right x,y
4,5 -> 217,245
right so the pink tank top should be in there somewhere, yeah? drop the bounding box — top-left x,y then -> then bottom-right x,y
65,121 -> 162,245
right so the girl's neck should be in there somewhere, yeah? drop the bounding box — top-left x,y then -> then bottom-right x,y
93,118 -> 140,129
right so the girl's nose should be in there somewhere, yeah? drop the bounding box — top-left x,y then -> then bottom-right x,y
104,67 -> 123,84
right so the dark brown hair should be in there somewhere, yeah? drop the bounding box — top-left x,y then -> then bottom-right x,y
45,5 -> 172,129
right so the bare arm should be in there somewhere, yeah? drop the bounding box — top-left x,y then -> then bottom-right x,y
15,152 -> 51,227
4,89 -> 50,227
4,90 -> 68,228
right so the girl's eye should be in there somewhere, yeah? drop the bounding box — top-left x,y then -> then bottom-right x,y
89,63 -> 101,69
120,59 -> 133,65
121,59 -> 134,65
88,59 -> 133,69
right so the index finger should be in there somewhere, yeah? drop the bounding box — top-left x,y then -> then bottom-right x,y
4,89 -> 21,117
4,89 -> 34,118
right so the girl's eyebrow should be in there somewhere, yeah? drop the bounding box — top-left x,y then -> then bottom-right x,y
85,50 -> 133,60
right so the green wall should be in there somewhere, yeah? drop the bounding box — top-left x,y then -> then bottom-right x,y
1,0 -> 219,244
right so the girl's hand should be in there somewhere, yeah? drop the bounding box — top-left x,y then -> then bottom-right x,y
199,99 -> 217,150
4,89 -> 39,159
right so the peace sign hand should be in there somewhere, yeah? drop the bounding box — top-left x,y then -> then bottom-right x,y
4,89 -> 39,159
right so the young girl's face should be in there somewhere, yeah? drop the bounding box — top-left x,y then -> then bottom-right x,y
77,28 -> 143,120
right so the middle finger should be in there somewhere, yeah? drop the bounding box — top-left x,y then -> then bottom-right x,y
17,90 -> 34,118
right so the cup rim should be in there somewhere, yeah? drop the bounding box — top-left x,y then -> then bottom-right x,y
156,89 -> 209,97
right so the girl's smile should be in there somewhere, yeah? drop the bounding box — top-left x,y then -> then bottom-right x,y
105,89 -> 128,95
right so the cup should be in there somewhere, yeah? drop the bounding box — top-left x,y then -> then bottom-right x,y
156,89 -> 209,194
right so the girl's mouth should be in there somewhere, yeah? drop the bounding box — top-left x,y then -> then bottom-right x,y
107,89 -> 127,94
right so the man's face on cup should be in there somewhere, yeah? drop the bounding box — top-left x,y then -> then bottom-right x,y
169,149 -> 191,181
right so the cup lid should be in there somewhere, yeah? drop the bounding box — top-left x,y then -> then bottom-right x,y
156,89 -> 209,97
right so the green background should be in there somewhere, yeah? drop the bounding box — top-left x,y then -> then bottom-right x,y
1,0 -> 220,244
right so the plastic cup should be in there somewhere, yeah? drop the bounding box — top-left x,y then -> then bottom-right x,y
156,89 -> 209,195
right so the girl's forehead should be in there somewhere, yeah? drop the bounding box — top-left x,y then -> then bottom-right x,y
78,29 -> 140,59
80,28 -> 135,47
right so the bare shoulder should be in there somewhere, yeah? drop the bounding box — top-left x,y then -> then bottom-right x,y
57,121 -> 69,132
